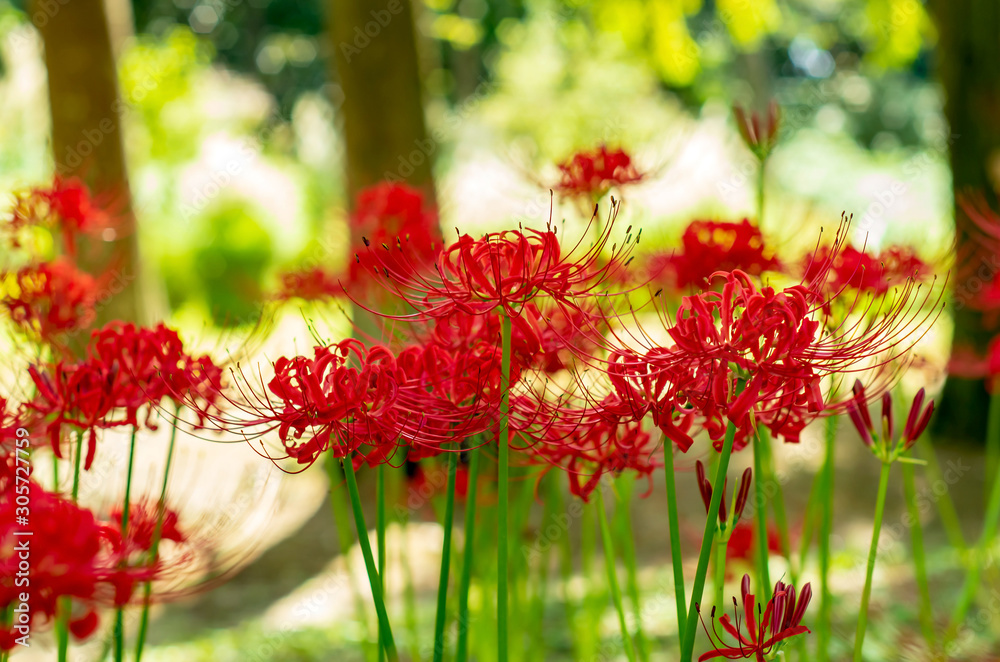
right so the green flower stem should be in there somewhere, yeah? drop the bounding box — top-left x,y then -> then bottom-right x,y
817,414 -> 837,662
681,421 -> 737,662
455,445 -> 480,662
113,426 -> 139,662
796,464 -> 823,571
759,429 -> 793,579
902,462 -> 937,651
614,475 -> 648,662
987,388 -> 1000,500
327,458 -> 374,654
949,391 -> 1000,635
554,480 -> 583,660
580,500 -> 599,656
376,463 -> 387,662
529,473 -> 557,662
853,461 -> 892,662
342,457 -> 398,662
663,442 -> 687,654
135,415 -> 180,661
752,431 -> 772,605
432,449 -> 459,662
56,431 -> 85,662
498,312 -> 512,662
916,435 -> 968,560
595,485 -> 637,662
713,533 -> 727,613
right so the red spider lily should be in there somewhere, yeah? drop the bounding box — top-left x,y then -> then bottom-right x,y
349,182 -> 439,292
697,574 -> 812,661
802,244 -> 930,296
0,483 -> 154,650
25,360 -> 123,470
696,461 -> 752,524
1,257 -> 101,344
645,219 -> 781,291
602,251 -> 941,452
426,302 -> 599,374
725,522 -> 783,566
274,266 -> 344,302
352,200 -> 640,322
949,338 -> 1000,390
192,338 -> 498,469
5,177 -> 114,258
110,501 -> 186,554
24,322 -> 223,469
846,380 -> 934,457
526,404 -> 660,501
554,145 -> 643,199
733,102 -> 780,161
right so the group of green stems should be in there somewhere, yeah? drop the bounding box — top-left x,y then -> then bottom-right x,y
42,407 -> 181,662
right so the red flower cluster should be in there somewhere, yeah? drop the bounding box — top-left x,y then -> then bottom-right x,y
646,219 -> 781,291
355,203 -> 638,321
204,337 -> 503,469
25,322 -> 223,469
349,183 -> 439,291
274,266 -> 343,302
555,146 -> 643,199
803,244 -> 929,295
605,260 -> 939,452
1,177 -> 122,349
698,574 -> 812,661
0,484 -> 154,650
6,177 -> 114,258
2,257 -> 102,342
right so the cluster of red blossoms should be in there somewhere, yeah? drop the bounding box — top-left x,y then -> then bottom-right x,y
275,182 -> 438,303
644,218 -> 782,291
25,322 -> 223,470
0,177 -> 119,351
554,146 -> 644,199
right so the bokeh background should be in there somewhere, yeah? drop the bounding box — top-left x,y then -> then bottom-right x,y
1,0 -> 997,659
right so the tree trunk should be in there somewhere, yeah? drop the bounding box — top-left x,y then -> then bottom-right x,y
32,0 -> 143,328
929,0 -> 1000,440
324,0 -> 437,209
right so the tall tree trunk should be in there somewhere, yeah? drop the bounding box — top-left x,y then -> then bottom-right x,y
325,0 -> 437,208
929,0 -> 1000,440
32,0 -> 143,328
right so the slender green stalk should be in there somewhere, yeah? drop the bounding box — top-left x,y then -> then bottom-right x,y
326,458 -> 374,654
796,465 -> 823,571
949,391 -> 1000,635
595,486 -> 637,662
114,426 -> 139,662
663,442 -> 687,653
432,450 -> 459,662
853,461 -> 892,662
614,475 -> 648,662
759,430 -> 792,579
554,478 -> 583,660
530,472 -> 557,662
57,431 -> 85,662
902,463 -> 937,651
498,313 -> 512,662
681,421 -> 737,662
56,597 -> 70,662
987,389 -> 1000,500
817,414 -> 837,661
580,499 -> 600,656
713,535 -> 727,613
135,417 -> 180,661
376,464 -> 387,662
342,458 -> 399,662
916,435 -> 968,559
456,446 -> 480,662
752,431 -> 772,605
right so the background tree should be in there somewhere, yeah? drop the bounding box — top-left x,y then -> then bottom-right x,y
32,0 -> 144,327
